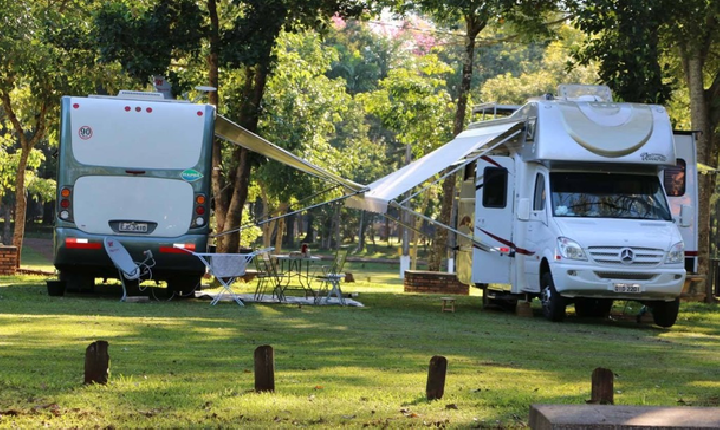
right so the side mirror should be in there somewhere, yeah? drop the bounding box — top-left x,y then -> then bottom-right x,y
517,198 -> 530,221
679,204 -> 693,227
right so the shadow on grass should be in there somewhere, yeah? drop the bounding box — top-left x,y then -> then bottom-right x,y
1,278 -> 719,427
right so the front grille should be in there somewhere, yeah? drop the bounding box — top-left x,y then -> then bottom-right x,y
594,271 -> 656,281
587,246 -> 664,266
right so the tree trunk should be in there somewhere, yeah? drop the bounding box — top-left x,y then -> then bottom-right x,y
274,202 -> 287,253
2,204 -> 11,244
357,210 -> 366,252
302,213 -> 314,244
218,65 -> 268,252
285,211 -> 295,249
431,18 -> 482,271
208,0 -> 226,251
12,147 -> 30,267
686,52 -> 712,301
333,203 -> 341,251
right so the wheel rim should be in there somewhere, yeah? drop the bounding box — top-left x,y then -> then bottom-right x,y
541,286 -> 551,314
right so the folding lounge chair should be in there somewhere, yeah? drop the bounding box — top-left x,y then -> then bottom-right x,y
104,237 -> 156,302
315,249 -> 348,305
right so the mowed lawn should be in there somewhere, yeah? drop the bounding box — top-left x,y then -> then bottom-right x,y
0,251 -> 719,428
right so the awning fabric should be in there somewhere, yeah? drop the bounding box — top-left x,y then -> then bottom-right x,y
215,115 -> 365,192
346,121 -> 523,213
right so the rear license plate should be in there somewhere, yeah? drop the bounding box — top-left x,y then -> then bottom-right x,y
119,223 -> 148,233
614,283 -> 641,293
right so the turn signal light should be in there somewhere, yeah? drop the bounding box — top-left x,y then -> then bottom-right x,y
61,189 -> 70,198
196,195 -> 205,204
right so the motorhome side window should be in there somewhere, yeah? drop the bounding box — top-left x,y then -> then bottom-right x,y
482,167 -> 507,208
664,159 -> 686,197
533,173 -> 545,210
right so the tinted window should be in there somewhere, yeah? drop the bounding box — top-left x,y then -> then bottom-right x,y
482,167 -> 507,208
533,173 -> 545,211
664,159 -> 686,197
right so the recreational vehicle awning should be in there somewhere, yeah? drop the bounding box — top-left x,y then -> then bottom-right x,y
346,121 -> 524,213
215,115 -> 365,192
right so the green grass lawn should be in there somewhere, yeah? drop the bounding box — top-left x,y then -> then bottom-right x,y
1,272 -> 718,428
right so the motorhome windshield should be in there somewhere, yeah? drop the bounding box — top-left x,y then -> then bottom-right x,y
550,172 -> 671,220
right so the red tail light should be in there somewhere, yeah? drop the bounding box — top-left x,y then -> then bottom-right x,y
196,206 -> 205,215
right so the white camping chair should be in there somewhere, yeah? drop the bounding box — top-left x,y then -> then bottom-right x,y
104,237 -> 156,302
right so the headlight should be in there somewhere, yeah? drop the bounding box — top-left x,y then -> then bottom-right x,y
556,237 -> 587,261
665,241 -> 684,264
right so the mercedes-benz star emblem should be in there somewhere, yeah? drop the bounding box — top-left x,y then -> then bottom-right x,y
619,248 -> 634,264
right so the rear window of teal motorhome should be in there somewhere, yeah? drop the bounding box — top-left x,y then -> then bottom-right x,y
69,98 -> 206,169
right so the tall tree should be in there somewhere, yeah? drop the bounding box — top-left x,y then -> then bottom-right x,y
214,0 -> 365,252
571,0 -> 720,300
383,0 -> 558,270
0,0 -> 114,264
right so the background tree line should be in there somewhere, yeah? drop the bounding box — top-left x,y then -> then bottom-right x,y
1,0 -> 718,295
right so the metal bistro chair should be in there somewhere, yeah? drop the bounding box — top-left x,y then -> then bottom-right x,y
104,237 -> 156,302
254,252 -> 287,302
315,249 -> 348,305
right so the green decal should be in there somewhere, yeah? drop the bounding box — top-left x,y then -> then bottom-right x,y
181,169 -> 203,182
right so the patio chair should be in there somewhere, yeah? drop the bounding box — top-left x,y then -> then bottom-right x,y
254,252 -> 287,302
103,237 -> 156,302
315,249 -> 348,305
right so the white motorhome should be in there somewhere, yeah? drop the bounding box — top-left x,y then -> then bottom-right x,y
453,85 -> 693,327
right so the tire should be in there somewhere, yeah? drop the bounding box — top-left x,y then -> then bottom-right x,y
541,272 -> 566,322
59,271 -> 95,292
166,276 -> 202,299
46,280 -> 66,297
650,298 -> 680,328
574,298 -> 613,318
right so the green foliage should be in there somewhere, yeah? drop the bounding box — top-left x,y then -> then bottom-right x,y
479,25 -> 599,105
94,0 -> 205,86
358,54 -> 454,158
569,0 -> 673,103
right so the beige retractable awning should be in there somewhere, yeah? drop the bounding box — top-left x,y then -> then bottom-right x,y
215,115 -> 365,192
346,121 -> 524,213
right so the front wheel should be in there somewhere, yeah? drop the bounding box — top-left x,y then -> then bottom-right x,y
541,272 -> 566,322
650,298 -> 680,328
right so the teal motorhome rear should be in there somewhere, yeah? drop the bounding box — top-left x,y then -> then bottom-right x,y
54,91 -> 215,292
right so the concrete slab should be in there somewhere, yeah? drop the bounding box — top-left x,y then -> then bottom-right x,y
529,404 -> 720,429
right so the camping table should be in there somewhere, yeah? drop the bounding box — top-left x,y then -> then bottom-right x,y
188,251 -> 257,305
272,254 -> 321,299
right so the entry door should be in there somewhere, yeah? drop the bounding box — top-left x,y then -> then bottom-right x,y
471,157 -> 515,285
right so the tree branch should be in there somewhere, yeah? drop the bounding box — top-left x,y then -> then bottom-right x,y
0,86 -> 27,147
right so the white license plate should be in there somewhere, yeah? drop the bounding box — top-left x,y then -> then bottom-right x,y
119,223 -> 148,233
614,283 -> 641,293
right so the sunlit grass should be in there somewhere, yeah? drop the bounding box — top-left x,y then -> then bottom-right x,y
1,273 -> 719,428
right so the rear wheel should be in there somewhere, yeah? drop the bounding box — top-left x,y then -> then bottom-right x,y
650,298 -> 680,328
541,272 -> 566,322
574,298 -> 614,318
166,276 -> 202,299
59,270 -> 95,292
